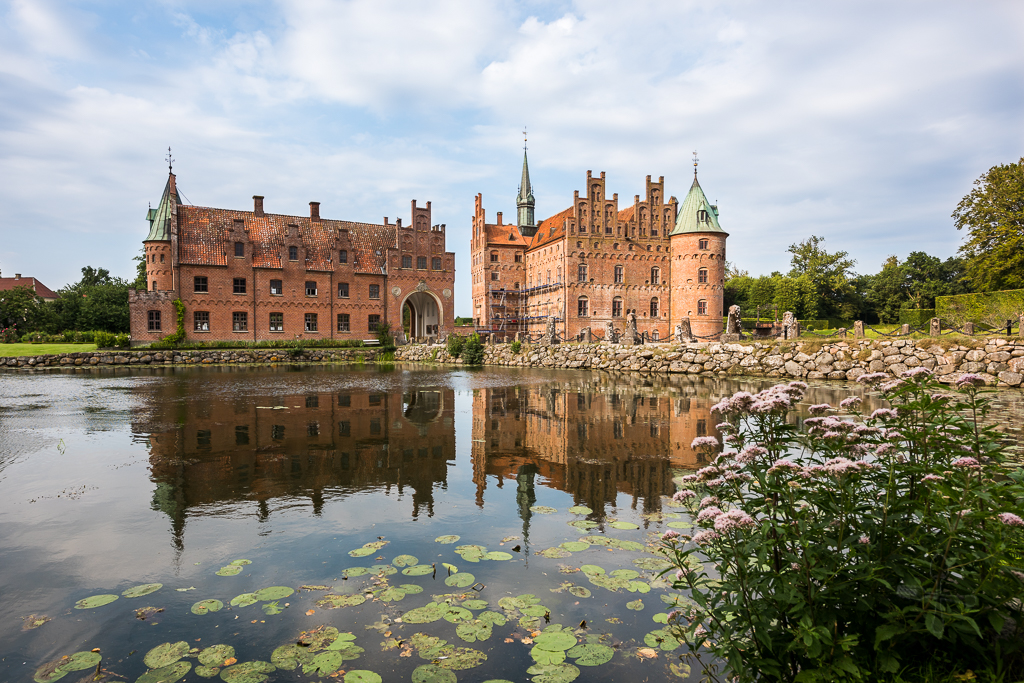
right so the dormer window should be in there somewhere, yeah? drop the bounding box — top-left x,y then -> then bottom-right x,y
234,242 -> 244,257
698,209 -> 708,223
289,246 -> 298,260
339,249 -> 348,263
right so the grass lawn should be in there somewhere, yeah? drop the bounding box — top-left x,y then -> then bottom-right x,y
0,343 -> 98,357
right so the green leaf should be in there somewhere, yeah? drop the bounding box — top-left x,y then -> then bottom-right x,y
567,585 -> 591,598
403,602 -> 448,624
229,559 -> 252,566
435,647 -> 487,670
400,584 -> 425,594
456,619 -> 492,643
567,506 -> 593,514
538,547 -> 572,559
74,594 -> 118,609
567,643 -> 615,665
303,651 -> 344,676
253,586 -> 293,601
198,645 -> 235,667
402,564 -> 434,576
579,564 -> 605,575
560,541 -> 590,552
215,565 -> 242,576
526,662 -> 581,683
530,506 -> 557,514
485,551 -> 513,561
378,587 -> 406,602
392,554 -> 419,567
445,572 -> 476,588
122,583 -> 163,598
925,613 -> 944,639
461,599 -> 488,610
261,601 -> 284,615
478,611 -> 507,626
195,665 -> 220,678
190,599 -> 223,615
230,592 -> 258,607
609,521 -> 639,530
135,661 -> 191,683
626,599 -> 644,611
411,664 -> 456,683
530,647 -> 567,666
533,631 -> 577,651
873,624 -> 903,648
317,593 -> 366,609
443,607 -> 474,623
219,661 -> 275,683
144,642 -> 190,669
434,535 -> 461,544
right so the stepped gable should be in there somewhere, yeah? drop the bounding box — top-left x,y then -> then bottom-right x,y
528,207 -> 574,250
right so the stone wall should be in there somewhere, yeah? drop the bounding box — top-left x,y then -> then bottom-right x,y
1,347 -> 378,369
395,338 -> 1024,387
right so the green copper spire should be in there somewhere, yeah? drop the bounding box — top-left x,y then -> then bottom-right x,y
670,174 -> 726,236
145,173 -> 180,241
517,133 -> 536,233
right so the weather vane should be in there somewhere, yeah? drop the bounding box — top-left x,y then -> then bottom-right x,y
692,150 -> 699,177
523,127 -> 528,152
166,146 -> 174,173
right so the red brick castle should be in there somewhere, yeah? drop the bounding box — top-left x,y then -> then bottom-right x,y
470,150 -> 728,341
130,169 -> 455,345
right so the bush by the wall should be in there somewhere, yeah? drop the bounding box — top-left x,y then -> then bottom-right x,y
898,308 -> 936,327
937,289 -> 1024,328
461,333 -> 484,366
446,334 -> 466,359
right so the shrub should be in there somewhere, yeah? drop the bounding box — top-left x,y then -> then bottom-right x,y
446,334 -> 466,359
0,326 -> 17,343
94,331 -> 116,348
660,371 -> 1024,682
510,339 -> 522,354
461,333 -> 485,366
937,289 -> 1024,328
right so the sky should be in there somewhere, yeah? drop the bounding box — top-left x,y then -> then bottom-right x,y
1,0 -> 1022,316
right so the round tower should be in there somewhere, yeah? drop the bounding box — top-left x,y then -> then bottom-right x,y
143,172 -> 179,292
669,171 -> 728,339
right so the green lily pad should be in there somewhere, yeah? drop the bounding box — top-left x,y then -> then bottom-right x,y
230,559 -> 252,566
522,605 -> 550,618
403,602 -> 448,624
568,520 -> 599,530
122,583 -> 163,598
538,547 -> 572,559
198,645 -> 235,667
392,554 -> 419,567
567,506 -> 593,515
609,539 -> 644,551
348,547 -> 375,557
628,581 -> 651,593
519,615 -> 541,630
190,599 -> 223,615
454,545 -> 487,562
608,521 -> 639,530
343,566 -> 370,578
253,586 -> 293,601
136,661 -> 191,683
219,660 -> 275,682
530,506 -> 557,514
74,594 -> 118,609
526,662 -> 580,683
230,593 -> 258,607
560,541 -> 590,552
400,584 -> 424,594
445,572 -> 475,588
567,643 -> 614,666
580,535 -> 611,546
145,642 -> 190,669
632,557 -> 673,570
317,593 -> 366,608
411,664 -> 456,683
533,630 -> 577,651
434,535 -> 461,544
589,574 -> 630,591
195,665 -> 220,678
442,563 -> 458,573
580,564 -> 605,575
484,551 -> 513,561
461,599 -> 487,610
216,565 -> 242,577
370,565 -> 398,576
456,619 -> 492,642
478,611 -> 507,626
568,585 -> 591,598
443,606 -> 474,623
378,587 -> 407,602
410,633 -> 449,659
303,651 -> 344,676
270,645 -> 312,671
627,599 -> 644,611
436,647 -> 486,670
610,569 -> 640,580
653,613 -> 670,624
344,671 -> 381,683
667,521 -> 692,529
402,564 -> 434,576
530,647 -> 566,666
262,601 -> 284,615
644,627 -> 680,651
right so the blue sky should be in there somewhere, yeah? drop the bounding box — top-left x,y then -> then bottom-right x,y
1,0 -> 1022,315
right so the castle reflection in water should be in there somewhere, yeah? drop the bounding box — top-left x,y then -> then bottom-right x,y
134,368 -> 880,549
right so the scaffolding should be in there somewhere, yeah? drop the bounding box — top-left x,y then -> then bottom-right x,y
481,281 -> 565,337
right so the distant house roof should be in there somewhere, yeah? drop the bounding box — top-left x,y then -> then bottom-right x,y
529,207 -> 575,250
0,275 -> 59,300
483,221 -> 528,247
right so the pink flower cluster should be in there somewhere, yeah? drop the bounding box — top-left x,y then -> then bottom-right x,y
672,489 -> 697,502
696,506 -> 724,523
902,367 -> 932,378
711,383 -> 808,417
662,530 -> 681,540
870,408 -> 898,420
956,373 -> 986,388
736,445 -> 768,464
691,436 -> 720,451
692,529 -> 720,546
839,396 -> 862,410
921,474 -> 943,482
951,457 -> 982,470
713,509 -> 756,532
698,496 -> 720,509
997,512 -> 1024,527
808,403 -> 833,416
856,372 -> 889,385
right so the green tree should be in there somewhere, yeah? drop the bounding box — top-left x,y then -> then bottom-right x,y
0,285 -> 45,335
773,274 -> 818,319
132,250 -> 147,291
787,235 -> 857,318
954,156 -> 1024,291
47,266 -> 131,333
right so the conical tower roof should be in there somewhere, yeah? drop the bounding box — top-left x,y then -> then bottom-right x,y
517,150 -> 534,203
670,175 -> 726,235
145,174 -> 180,241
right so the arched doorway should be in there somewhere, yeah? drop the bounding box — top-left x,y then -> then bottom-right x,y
402,291 -> 442,342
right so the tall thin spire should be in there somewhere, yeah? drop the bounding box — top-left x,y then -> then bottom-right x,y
517,129 -> 537,235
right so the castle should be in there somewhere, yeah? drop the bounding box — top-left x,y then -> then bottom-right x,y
470,150 -> 728,341
129,169 -> 455,345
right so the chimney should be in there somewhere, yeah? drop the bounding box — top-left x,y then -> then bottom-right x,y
497,212 -> 503,225
168,173 -> 177,195
310,202 -> 320,220
253,196 -> 265,217
15,273 -> 22,279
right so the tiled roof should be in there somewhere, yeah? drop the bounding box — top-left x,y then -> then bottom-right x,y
617,206 -> 635,222
146,175 -> 180,242
178,206 -> 395,273
484,223 -> 527,246
0,277 -> 58,300
671,176 -> 726,235
528,207 -> 574,250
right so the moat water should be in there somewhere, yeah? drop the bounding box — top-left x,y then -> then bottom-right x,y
1,364 -> 1021,683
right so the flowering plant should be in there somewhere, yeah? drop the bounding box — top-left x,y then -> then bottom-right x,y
661,371 -> 1024,682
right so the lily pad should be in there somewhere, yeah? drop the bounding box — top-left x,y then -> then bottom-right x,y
122,583 -> 163,598
456,619 -> 492,643
628,581 -> 651,593
579,564 -> 605,575
434,535 -> 461,544
303,651 -> 344,676
378,587 -> 407,602
560,541 -> 590,552
442,563 -> 458,573
191,599 -> 223,615
392,554 -> 419,567
400,584 -> 424,594
667,521 -> 692,529
533,630 -> 577,651
522,605 -> 550,618
403,602 -> 447,624
195,666 -> 220,678
445,572 -> 475,588
443,606 -> 474,623
478,611 -> 507,626
484,551 -> 513,561
530,647 -> 566,666
253,586 -> 294,601
454,545 -> 487,562
344,671 -> 381,683
343,566 -> 371,578
538,547 -> 572,559
461,599 -> 487,610
270,645 -> 313,671
653,613 -> 670,624
348,547 -> 375,557
608,521 -> 639,530
145,642 -> 190,669
198,645 -> 236,667
644,627 -> 681,651
609,539 -> 644,551
136,661 -> 191,683
567,643 -> 614,666
568,520 -> 599,530
74,594 -> 118,609
436,647 -> 486,670
627,599 -> 645,611
567,506 -> 593,515
230,559 -> 252,566
370,564 -> 398,576
527,662 -> 581,683
610,569 -> 640,580
633,557 -> 673,571
402,564 -> 434,576
411,664 -> 456,683
529,506 -> 557,514
215,565 -> 242,577
220,660 -> 275,682
567,585 -> 591,598
317,594 -> 366,608
262,601 -> 284,615
230,593 -> 259,607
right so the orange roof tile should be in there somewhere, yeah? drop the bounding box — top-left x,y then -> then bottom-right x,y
617,206 -> 635,222
483,223 -> 528,247
0,277 -> 58,300
528,207 -> 574,250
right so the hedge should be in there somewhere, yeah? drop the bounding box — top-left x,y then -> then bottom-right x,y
936,289 -> 1024,327
898,309 -> 936,326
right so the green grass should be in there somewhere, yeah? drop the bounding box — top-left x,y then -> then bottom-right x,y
0,343 -> 98,357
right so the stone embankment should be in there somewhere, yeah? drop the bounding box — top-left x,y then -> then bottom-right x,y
396,338 -> 1024,387
1,347 -> 378,369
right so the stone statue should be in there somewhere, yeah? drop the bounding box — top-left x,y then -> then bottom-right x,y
676,318 -> 693,343
604,321 -> 619,344
578,326 -> 592,342
782,311 -> 799,340
540,316 -> 560,345
620,312 -> 641,346
722,305 -> 744,341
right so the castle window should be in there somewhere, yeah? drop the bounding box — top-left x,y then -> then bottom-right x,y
234,242 -> 244,257
147,310 -> 161,331
490,251 -> 498,262
605,225 -> 612,235
650,297 -> 659,317
338,282 -> 349,298
339,249 -> 348,263
578,264 -> 588,283
651,267 -> 660,285
151,281 -> 157,291
270,279 -> 283,295
576,241 -> 582,248
194,276 -> 208,293
339,420 -> 351,436
270,312 -> 283,331
491,271 -> 499,281
338,394 -> 350,407
514,253 -> 522,263
402,255 -> 412,268
652,329 -> 659,341
368,314 -> 381,331
577,296 -> 589,317
369,285 -> 380,299
417,256 -> 427,269
547,270 -> 551,284
160,254 -> 165,263
652,228 -> 658,237
614,266 -> 623,284
236,426 -> 249,445
289,246 -> 298,260
233,278 -> 246,294
612,297 -> 623,317
305,281 -> 317,297
307,422 -> 319,437
233,311 -> 248,331
613,243 -> 619,250
699,238 -> 709,250
337,313 -> 350,332
305,313 -> 318,332
698,268 -> 708,284
271,425 -> 284,440
194,311 -> 210,331
698,209 -> 708,222
432,257 -> 442,270
697,300 -> 708,316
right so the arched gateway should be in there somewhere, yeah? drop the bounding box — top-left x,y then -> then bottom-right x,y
402,291 -> 442,341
